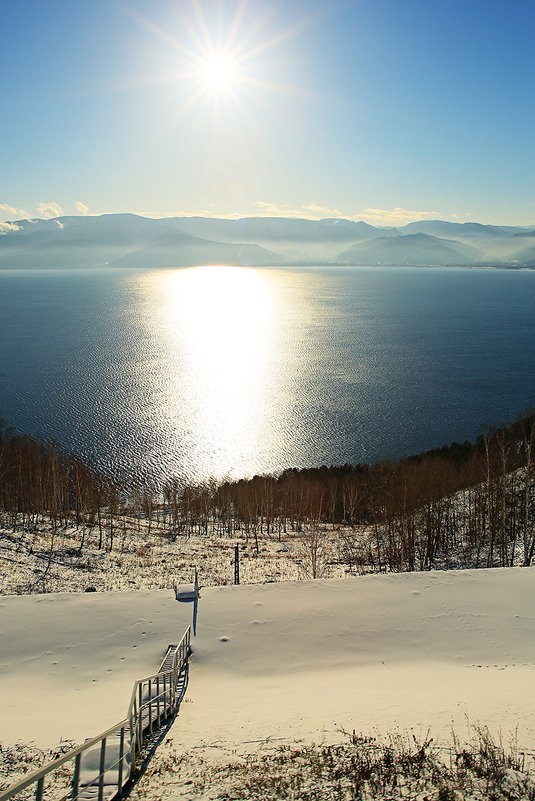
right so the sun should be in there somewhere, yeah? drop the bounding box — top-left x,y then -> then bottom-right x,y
203,55 -> 235,91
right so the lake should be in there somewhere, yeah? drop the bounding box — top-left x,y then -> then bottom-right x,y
1,265 -> 534,485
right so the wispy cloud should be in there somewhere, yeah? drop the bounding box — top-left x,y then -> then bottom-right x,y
75,201 -> 89,215
302,203 -> 346,218
37,201 -> 64,219
253,201 -> 346,219
357,207 -> 445,226
0,203 -> 29,221
253,202 -> 463,226
0,221 -> 21,234
140,207 -> 244,220
137,203 -> 468,225
0,203 -> 19,217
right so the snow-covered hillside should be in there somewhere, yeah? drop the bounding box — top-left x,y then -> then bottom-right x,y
144,569 -> 535,755
0,519 -> 338,595
2,509 -> 535,799
2,569 -> 534,754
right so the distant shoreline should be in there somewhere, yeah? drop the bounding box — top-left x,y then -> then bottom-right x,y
1,262 -> 534,271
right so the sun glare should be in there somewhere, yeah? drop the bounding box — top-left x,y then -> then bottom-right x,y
139,265 -> 279,480
203,55 -> 235,90
126,4 -> 304,132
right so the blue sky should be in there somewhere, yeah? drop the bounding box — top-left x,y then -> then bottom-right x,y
1,0 -> 534,226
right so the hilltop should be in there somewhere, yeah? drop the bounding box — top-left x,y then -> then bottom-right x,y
2,570 -> 535,801
0,213 -> 534,269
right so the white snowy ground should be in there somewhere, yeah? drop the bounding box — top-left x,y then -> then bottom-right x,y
0,591 -> 193,746
168,568 -> 535,753
2,567 -> 534,760
0,521 -> 325,595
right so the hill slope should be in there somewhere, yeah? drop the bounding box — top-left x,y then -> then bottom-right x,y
338,232 -> 483,265
0,215 -> 283,269
1,213 -> 533,268
109,232 -> 281,268
2,568 -> 534,751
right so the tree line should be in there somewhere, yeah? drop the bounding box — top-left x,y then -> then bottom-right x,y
203,413 -> 535,571
1,412 -> 534,571
0,418 -> 118,549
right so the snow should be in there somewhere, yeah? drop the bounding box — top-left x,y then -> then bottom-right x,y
2,566 -> 534,761
169,568 -> 535,753
0,591 -> 193,746
0,521 -> 316,595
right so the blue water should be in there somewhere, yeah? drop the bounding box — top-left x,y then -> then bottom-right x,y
1,265 -> 534,484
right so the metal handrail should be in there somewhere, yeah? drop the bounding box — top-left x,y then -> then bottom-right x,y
0,626 -> 191,801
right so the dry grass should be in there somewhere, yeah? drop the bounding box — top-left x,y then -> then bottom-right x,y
129,728 -> 535,801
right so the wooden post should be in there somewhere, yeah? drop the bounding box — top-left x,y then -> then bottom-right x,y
148,679 -> 153,735
138,684 -> 143,749
36,777 -> 45,801
117,727 -> 125,797
234,544 -> 240,585
98,738 -> 106,801
130,699 -> 137,772
72,754 -> 81,801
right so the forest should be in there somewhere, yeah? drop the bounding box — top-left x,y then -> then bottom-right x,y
1,412 -> 534,574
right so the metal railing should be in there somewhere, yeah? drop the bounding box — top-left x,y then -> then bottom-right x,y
0,627 -> 191,801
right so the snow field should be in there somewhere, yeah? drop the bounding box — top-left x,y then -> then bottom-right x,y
2,567 -> 534,757
0,591 -> 193,747
168,568 -> 535,755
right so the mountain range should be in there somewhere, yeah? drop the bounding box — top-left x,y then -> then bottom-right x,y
0,213 -> 534,269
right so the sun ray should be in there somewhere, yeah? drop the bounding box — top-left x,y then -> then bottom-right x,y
115,0 -> 327,202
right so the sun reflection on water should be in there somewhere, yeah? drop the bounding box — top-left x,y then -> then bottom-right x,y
138,265 -> 280,480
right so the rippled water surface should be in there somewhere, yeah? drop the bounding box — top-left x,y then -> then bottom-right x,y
1,266 -> 535,484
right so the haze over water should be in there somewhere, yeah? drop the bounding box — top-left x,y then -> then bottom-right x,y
1,265 -> 534,485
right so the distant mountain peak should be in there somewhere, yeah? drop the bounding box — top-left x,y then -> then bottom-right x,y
0,212 -> 531,270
